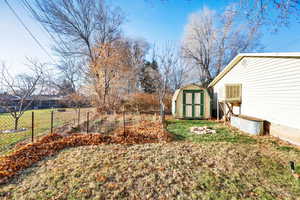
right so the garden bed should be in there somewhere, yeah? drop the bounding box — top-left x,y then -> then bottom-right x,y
0,120 -> 172,184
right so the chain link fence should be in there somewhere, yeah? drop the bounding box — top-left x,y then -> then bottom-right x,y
0,108 -> 96,154
0,108 -> 160,154
84,112 -> 159,134
0,114 -> 17,133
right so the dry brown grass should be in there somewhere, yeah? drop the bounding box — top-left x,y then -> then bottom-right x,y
0,119 -> 300,199
0,142 -> 299,199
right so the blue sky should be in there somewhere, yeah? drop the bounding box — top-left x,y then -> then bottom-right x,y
1,0 -> 300,74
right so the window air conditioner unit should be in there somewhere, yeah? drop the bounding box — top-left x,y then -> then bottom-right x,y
224,84 -> 242,102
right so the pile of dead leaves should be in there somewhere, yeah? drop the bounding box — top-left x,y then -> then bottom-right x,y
113,120 -> 173,144
0,120 -> 172,184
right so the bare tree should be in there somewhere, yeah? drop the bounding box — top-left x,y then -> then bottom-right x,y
87,38 -> 149,111
169,56 -> 190,91
90,40 -> 132,110
182,6 -> 262,86
239,0 -> 300,29
56,58 -> 82,92
153,42 -> 179,127
0,62 -> 45,130
24,0 -> 124,62
124,38 -> 150,94
24,0 -> 126,109
47,58 -> 83,96
156,0 -> 300,28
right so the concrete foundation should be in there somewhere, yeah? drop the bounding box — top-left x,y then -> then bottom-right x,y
270,124 -> 300,146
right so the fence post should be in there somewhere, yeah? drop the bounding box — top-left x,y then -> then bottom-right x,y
50,111 -> 54,134
86,112 -> 89,134
31,112 -> 34,143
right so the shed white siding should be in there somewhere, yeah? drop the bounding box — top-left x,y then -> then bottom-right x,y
214,56 -> 300,130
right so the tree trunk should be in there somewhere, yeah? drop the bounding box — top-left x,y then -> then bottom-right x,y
103,69 -> 108,108
14,117 -> 19,130
103,89 -> 107,107
160,101 -> 166,129
94,84 -> 102,112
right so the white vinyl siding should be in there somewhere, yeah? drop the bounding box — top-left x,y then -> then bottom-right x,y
214,56 -> 300,130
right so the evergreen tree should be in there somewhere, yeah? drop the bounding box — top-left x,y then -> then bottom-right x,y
139,60 -> 159,93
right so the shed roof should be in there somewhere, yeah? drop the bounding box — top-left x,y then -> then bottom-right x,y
172,89 -> 180,102
208,52 -> 300,88
172,83 -> 205,102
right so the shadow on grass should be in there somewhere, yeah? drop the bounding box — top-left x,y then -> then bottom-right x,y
167,119 -> 257,144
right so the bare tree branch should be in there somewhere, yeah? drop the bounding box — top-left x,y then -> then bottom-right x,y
239,0 -> 300,29
182,6 -> 262,86
152,42 -> 179,126
0,61 -> 45,130
25,0 -> 125,62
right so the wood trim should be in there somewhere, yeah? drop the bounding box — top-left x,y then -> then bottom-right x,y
192,92 -> 195,117
200,92 -> 204,117
183,92 -> 186,118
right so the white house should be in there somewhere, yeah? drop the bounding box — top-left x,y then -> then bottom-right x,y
209,53 -> 300,145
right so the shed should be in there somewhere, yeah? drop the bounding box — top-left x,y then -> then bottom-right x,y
208,52 -> 300,145
172,83 -> 211,119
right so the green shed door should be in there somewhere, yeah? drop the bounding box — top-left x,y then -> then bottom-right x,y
183,90 -> 204,118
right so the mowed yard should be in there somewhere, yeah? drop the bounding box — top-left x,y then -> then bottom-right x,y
1,119 -> 300,199
0,108 -> 93,155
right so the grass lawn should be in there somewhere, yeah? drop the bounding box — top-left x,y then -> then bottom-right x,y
167,119 -> 257,144
0,108 -> 93,155
0,119 -> 300,199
